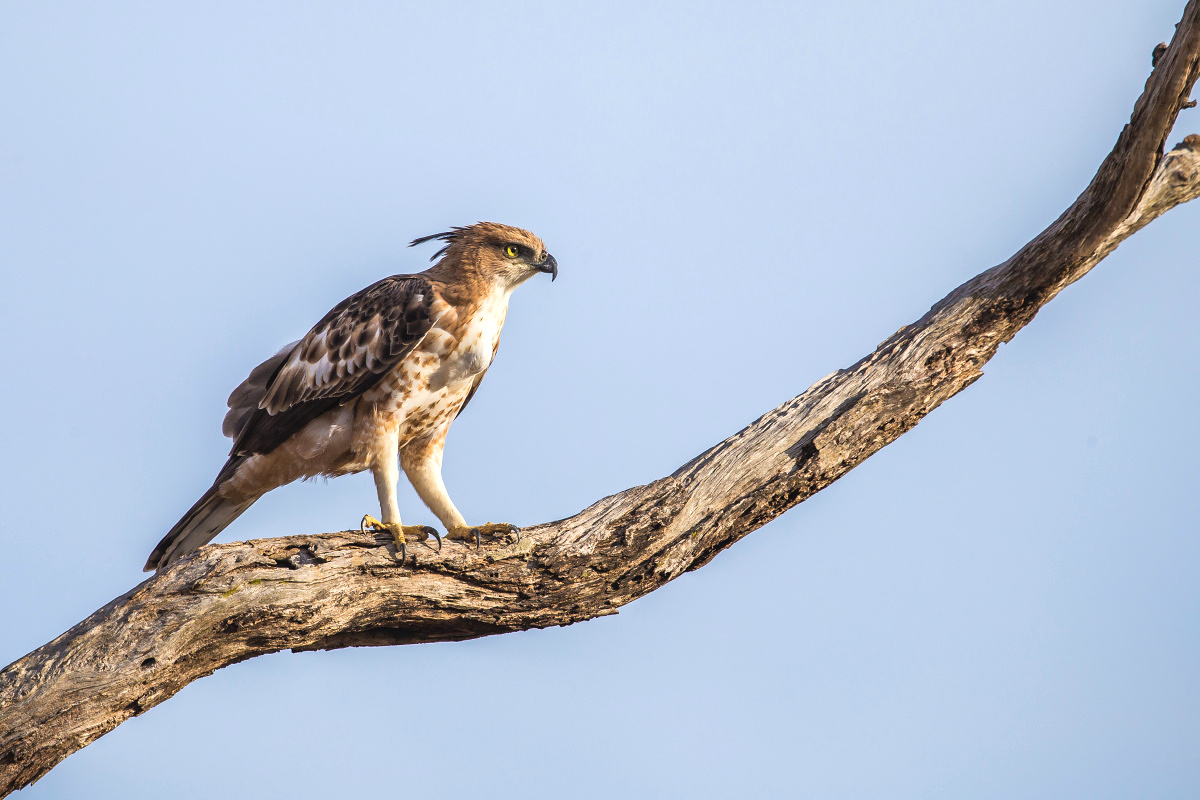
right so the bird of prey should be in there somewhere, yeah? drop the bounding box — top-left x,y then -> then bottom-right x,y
144,222 -> 557,572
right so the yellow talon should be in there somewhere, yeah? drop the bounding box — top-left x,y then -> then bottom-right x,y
360,515 -> 442,561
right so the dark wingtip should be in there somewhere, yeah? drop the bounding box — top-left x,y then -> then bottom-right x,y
143,544 -> 166,572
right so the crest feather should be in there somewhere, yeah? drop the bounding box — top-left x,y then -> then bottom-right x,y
409,227 -> 468,262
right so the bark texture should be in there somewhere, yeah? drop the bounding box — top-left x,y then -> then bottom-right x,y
3,4 -> 1200,795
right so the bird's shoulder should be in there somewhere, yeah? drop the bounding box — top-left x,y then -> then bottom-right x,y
227,273 -> 443,456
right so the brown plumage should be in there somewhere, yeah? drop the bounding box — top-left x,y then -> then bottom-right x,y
145,222 -> 557,571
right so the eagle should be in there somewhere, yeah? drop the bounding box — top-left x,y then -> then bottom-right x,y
144,222 -> 557,572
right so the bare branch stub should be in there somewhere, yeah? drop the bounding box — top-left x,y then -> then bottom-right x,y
2,2 -> 1200,796
1154,41 -> 1170,67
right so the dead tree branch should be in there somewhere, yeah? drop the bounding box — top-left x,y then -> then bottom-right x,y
3,3 -> 1199,795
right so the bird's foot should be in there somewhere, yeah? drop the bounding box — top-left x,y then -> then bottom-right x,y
447,522 -> 521,549
360,514 -> 442,561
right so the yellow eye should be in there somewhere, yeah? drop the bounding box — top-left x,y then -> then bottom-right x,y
504,244 -> 520,258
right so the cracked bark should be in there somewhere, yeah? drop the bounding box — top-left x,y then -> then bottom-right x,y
3,3 -> 1200,795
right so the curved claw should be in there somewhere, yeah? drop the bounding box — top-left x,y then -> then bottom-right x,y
361,514 -> 424,562
408,524 -> 441,552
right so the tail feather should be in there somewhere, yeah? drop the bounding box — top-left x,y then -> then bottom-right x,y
145,480 -> 256,572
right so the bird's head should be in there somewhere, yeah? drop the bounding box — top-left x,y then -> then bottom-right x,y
411,222 -> 557,289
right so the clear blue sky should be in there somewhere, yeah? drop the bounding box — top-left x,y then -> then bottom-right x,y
2,1 -> 1198,797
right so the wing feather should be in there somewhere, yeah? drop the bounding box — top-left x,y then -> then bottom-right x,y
228,275 -> 436,457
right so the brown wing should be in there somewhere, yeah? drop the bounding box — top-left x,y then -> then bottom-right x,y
227,275 -> 437,457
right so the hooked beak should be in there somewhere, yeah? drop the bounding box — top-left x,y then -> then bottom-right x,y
536,253 -> 559,282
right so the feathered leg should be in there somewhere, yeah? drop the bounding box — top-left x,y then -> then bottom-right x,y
361,432 -> 439,560
400,430 -> 518,548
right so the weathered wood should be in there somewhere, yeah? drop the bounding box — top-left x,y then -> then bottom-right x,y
2,3 -> 1199,795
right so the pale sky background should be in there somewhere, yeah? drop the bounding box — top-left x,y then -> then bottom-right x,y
2,1 -> 1198,798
